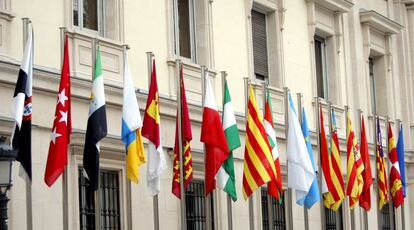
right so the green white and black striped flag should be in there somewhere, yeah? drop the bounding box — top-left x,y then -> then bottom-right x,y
216,79 -> 241,201
83,46 -> 107,191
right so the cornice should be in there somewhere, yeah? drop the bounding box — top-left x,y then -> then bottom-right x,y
360,10 -> 403,35
306,0 -> 354,13
0,9 -> 15,21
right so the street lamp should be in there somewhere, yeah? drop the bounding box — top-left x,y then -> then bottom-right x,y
0,136 -> 17,230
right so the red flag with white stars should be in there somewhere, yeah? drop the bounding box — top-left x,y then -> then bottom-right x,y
44,34 -> 72,187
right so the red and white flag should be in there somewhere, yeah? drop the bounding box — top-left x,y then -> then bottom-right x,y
201,76 -> 229,196
44,34 -> 72,187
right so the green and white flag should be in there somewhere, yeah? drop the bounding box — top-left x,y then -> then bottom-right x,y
216,79 -> 241,201
83,46 -> 107,191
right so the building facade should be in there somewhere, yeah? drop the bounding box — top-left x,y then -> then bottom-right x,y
0,0 -> 414,229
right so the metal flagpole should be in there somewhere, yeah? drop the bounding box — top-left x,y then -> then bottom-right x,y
385,116 -> 395,230
263,83 -> 273,230
59,26 -> 69,230
284,87 -> 293,230
176,59 -> 187,230
345,106 -> 356,230
358,109 -> 369,230
315,97 -> 325,230
244,77 -> 254,230
396,119 -> 406,230
22,17 -> 33,230
123,45 -> 133,230
91,38 -> 101,230
201,66 -> 213,230
297,93 -> 309,230
221,71 -> 233,230
146,51 -> 160,230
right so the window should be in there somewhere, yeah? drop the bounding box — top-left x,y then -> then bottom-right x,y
325,206 -> 343,230
78,168 -> 121,230
314,36 -> 327,99
369,58 -> 377,114
261,188 -> 286,230
185,180 -> 214,229
252,10 -> 269,81
173,0 -> 197,61
72,0 -> 121,40
380,203 -> 396,230
73,0 -> 102,32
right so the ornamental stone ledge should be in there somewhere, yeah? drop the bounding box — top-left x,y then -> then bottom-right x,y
306,0 -> 353,13
360,10 -> 403,35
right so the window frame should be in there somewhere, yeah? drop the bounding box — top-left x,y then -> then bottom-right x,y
73,0 -> 105,36
173,0 -> 198,63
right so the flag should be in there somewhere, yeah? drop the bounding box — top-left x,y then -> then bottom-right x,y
396,123 -> 406,197
172,66 -> 193,198
387,123 -> 404,208
359,115 -> 373,211
83,46 -> 107,191
263,89 -> 282,201
201,76 -> 230,196
242,85 -> 277,199
121,50 -> 146,183
298,107 -> 320,209
286,94 -> 315,203
11,25 -> 33,179
345,111 -> 364,208
44,34 -> 71,187
320,107 -> 344,211
216,79 -> 240,201
376,117 -> 388,210
142,59 -> 166,196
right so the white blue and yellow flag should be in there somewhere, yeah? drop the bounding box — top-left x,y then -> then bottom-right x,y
121,49 -> 146,183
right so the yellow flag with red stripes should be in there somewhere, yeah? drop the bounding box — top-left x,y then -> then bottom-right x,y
242,85 -> 277,199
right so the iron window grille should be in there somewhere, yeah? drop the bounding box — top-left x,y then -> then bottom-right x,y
78,168 -> 121,230
324,205 -> 344,230
380,203 -> 396,230
261,187 -> 286,230
185,180 -> 214,230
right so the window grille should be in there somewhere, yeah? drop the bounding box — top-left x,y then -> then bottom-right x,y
324,205 -> 343,230
185,180 -> 214,230
78,168 -> 121,230
380,203 -> 395,230
261,188 -> 286,230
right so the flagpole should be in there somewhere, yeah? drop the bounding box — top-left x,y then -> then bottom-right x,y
358,109 -> 369,230
176,59 -> 187,230
221,71 -> 233,230
90,38 -> 101,230
59,26 -> 70,230
244,77 -> 254,230
396,119 -> 406,230
296,93 -> 309,230
21,17 -> 33,230
283,87 -> 293,230
263,83 -> 273,230
122,45 -> 133,230
146,51 -> 160,230
201,65 -> 213,230
315,97 -> 325,230
385,116 -> 395,230
345,105 -> 356,230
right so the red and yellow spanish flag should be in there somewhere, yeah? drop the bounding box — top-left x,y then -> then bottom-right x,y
387,123 -> 404,208
242,85 -> 277,199
320,108 -> 344,211
345,111 -> 364,208
172,66 -> 193,199
376,117 -> 388,210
